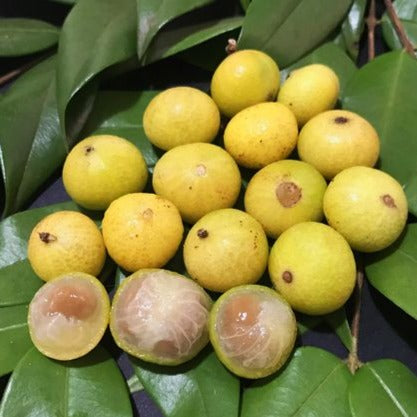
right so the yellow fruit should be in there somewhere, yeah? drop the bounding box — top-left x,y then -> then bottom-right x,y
27,211 -> 106,282
211,50 -> 280,118
110,269 -> 212,365
278,64 -> 339,126
183,208 -> 269,292
143,87 -> 220,151
323,167 -> 408,252
28,272 -> 110,360
62,135 -> 148,210
244,160 -> 327,239
102,193 -> 183,271
152,143 -> 241,224
269,222 -> 356,315
298,110 -> 380,179
209,285 -> 296,379
224,102 -> 298,169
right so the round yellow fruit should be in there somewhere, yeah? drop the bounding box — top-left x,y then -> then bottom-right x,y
211,50 -> 280,118
143,87 -> 220,151
62,135 -> 148,211
209,285 -> 296,379
28,272 -> 110,360
244,160 -> 327,239
110,269 -> 212,365
323,166 -> 408,252
298,110 -> 380,179
27,211 -> 106,282
183,208 -> 269,292
278,64 -> 339,126
269,222 -> 356,315
224,102 -> 298,169
102,193 -> 183,271
152,143 -> 241,224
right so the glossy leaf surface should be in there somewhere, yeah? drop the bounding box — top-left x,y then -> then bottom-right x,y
324,308 -> 353,352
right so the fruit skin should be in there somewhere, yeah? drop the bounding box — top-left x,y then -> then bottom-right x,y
102,193 -> 183,271
224,102 -> 298,169
143,86 -> 220,151
62,135 -> 148,210
183,208 -> 269,292
269,222 -> 356,315
298,110 -> 380,179
278,64 -> 339,126
323,166 -> 408,252
28,272 -> 110,361
110,269 -> 212,365
27,211 -> 106,282
244,160 -> 327,239
211,49 -> 280,118
152,143 -> 241,224
209,285 -> 297,379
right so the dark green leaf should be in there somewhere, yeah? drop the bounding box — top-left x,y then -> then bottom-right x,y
0,56 -> 67,218
132,349 -> 240,417
0,201 -> 79,307
57,0 -> 137,143
0,346 -> 132,417
405,174 -> 417,216
296,313 -> 322,334
0,18 -> 59,57
324,308 -> 352,351
381,0 -> 417,53
241,347 -> 352,417
366,224 -> 417,320
238,0 -> 352,67
240,0 -> 251,12
342,51 -> 417,185
0,305 -> 32,377
340,0 -> 367,59
136,0 -> 216,60
349,359 -> 417,417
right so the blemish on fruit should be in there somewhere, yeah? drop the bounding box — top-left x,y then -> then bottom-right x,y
334,116 -> 349,124
197,228 -> 209,238
195,164 -> 207,176
276,181 -> 302,208
143,208 -> 153,219
84,145 -> 94,154
381,194 -> 397,208
282,271 -> 293,283
38,232 -> 57,243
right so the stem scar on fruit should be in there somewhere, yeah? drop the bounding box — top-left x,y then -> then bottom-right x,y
381,194 -> 397,208
197,228 -> 209,238
84,145 -> 94,154
38,232 -> 57,243
282,271 -> 293,283
334,116 -> 349,124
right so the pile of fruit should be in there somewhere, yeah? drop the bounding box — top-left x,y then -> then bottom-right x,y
26,49 -> 407,380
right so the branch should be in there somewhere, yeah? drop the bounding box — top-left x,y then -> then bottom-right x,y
384,0 -> 415,57
367,0 -> 377,60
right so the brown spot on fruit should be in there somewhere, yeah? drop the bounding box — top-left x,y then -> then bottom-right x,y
84,145 -> 94,154
142,208 -> 153,219
197,228 -> 209,238
38,232 -> 57,243
334,116 -> 349,124
282,271 -> 293,283
381,194 -> 397,208
195,164 -> 207,176
276,182 -> 302,208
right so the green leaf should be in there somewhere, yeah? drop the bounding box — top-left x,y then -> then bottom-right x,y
57,0 -> 137,143
0,201 -> 79,307
381,0 -> 417,53
0,347 -> 133,417
0,56 -> 67,218
349,359 -> 417,417
238,0 -> 352,67
143,16 -> 243,65
136,0 -> 216,60
132,349 -> 240,417
296,313 -> 322,334
0,18 -> 59,57
405,174 -> 417,216
241,346 -> 352,417
324,308 -> 352,351
342,51 -> 417,186
366,224 -> 417,320
340,0 -> 367,59
0,305 -> 32,377
281,42 -> 357,94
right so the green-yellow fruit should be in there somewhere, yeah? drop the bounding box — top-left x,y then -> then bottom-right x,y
244,160 -> 327,238
28,272 -> 110,360
269,222 -> 356,315
102,193 -> 183,271
278,64 -> 339,126
298,110 -> 380,179
209,285 -> 296,379
224,102 -> 298,169
152,143 -> 241,224
27,211 -> 106,282
324,166 -> 408,252
183,209 -> 269,292
62,135 -> 148,210
211,50 -> 280,118
143,87 -> 220,151
110,269 -> 212,365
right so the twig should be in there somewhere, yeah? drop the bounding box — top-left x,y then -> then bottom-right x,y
367,0 -> 377,60
347,263 -> 364,373
384,0 -> 415,57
